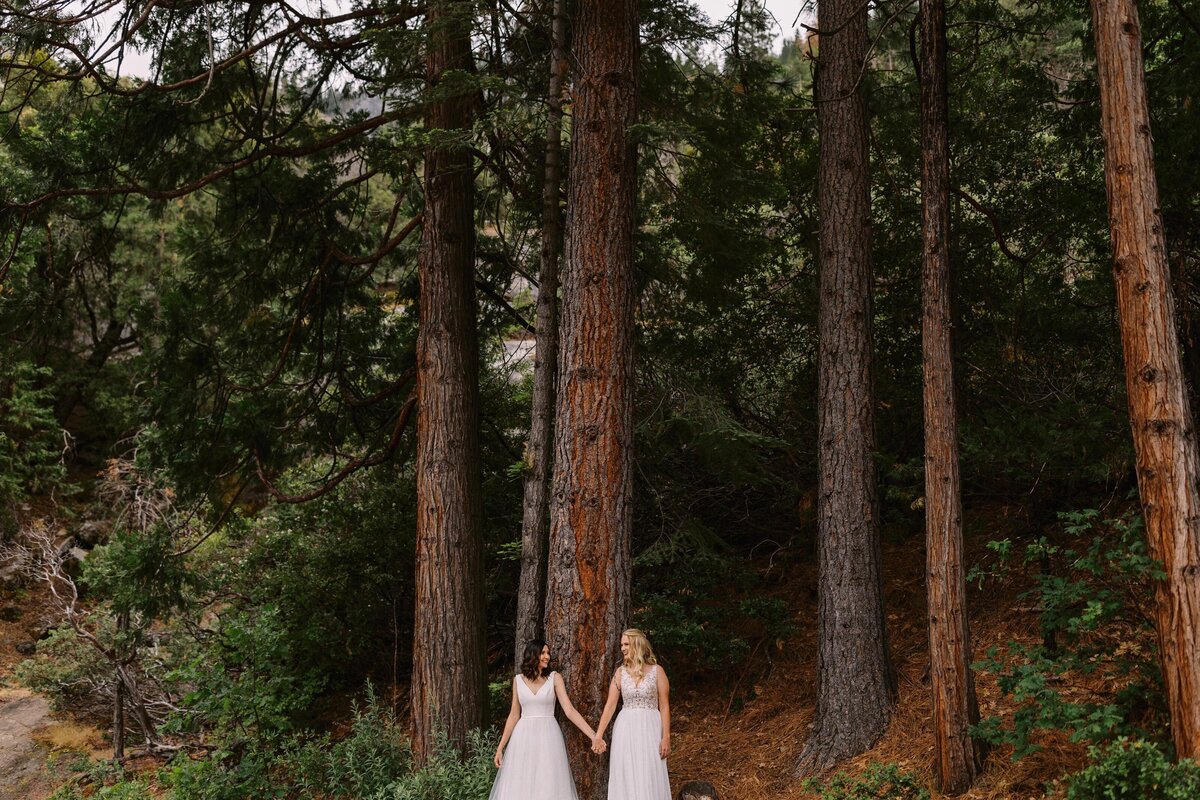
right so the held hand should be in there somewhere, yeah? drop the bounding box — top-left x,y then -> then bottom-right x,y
591,736 -> 607,754
659,737 -> 670,760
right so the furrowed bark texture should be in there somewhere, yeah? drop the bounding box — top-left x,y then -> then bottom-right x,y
920,0 -> 983,791
796,0 -> 894,774
113,612 -> 128,761
544,0 -> 639,796
412,0 -> 487,760
515,0 -> 569,666
1092,0 -> 1200,760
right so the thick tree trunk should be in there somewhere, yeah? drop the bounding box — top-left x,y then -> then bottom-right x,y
112,675 -> 125,761
1177,283 -> 1200,414
543,0 -> 638,797
919,0 -> 982,792
412,0 -> 486,760
795,0 -> 894,775
112,612 -> 127,762
514,0 -> 568,667
1092,0 -> 1200,760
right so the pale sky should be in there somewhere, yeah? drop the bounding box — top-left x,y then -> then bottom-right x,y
691,0 -> 811,52
94,1 -> 812,79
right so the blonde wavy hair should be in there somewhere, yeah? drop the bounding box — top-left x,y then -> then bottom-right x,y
621,628 -> 657,680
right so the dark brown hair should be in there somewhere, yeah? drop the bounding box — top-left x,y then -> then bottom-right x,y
520,639 -> 548,680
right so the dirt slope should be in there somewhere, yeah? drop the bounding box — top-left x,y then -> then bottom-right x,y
668,513 -> 1090,799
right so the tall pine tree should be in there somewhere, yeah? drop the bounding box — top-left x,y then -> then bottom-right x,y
515,0 -> 569,665
412,0 -> 487,759
796,0 -> 895,774
1092,0 -> 1200,760
544,0 -> 640,795
919,0 -> 983,790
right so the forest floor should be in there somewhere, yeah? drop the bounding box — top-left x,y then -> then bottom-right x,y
0,581 -> 108,800
0,501 -> 1101,799
0,687 -> 57,800
667,504 -> 1093,799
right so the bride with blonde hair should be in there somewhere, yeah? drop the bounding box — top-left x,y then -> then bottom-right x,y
592,628 -> 672,799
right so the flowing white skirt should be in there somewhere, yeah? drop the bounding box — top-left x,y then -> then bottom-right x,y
607,708 -> 671,800
489,716 -> 579,800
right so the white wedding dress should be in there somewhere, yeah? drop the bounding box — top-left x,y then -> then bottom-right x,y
607,665 -> 671,800
489,671 -> 579,800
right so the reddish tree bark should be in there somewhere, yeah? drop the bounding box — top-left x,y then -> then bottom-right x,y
411,0 -> 486,760
795,0 -> 894,775
543,0 -> 639,796
1092,0 -> 1200,760
515,0 -> 568,667
919,0 -> 983,791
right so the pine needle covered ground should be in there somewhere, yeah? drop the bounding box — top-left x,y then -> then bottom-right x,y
667,507 -> 1116,800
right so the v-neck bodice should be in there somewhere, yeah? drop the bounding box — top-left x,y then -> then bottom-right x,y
516,672 -> 557,718
619,665 -> 659,711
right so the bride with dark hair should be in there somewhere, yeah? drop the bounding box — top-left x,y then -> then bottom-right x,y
490,639 -> 596,800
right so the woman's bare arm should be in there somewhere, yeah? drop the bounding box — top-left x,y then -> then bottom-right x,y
553,673 -> 597,739
657,667 -> 671,759
494,678 -> 522,767
592,670 -> 622,752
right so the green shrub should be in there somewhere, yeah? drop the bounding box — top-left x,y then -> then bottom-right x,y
46,759 -> 154,800
161,691 -> 491,800
49,780 -> 155,800
634,519 -> 794,675
487,679 -> 513,727
161,743 -> 287,800
0,360 -> 67,528
971,507 -> 1165,758
285,686 -> 413,800
167,604 -> 328,736
1062,738 -> 1200,799
15,625 -> 110,715
379,729 -> 496,800
211,467 -> 416,687
802,762 -> 930,800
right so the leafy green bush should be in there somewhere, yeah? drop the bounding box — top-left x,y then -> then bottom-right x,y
15,624 -> 110,714
49,779 -> 155,800
47,759 -> 154,800
379,729 -> 496,800
802,762 -> 930,800
167,604 -> 329,737
1062,738 -> 1200,799
971,507 -> 1165,757
161,690 -> 490,800
161,743 -> 287,800
84,522 -> 199,621
487,679 -> 513,726
212,467 -> 416,685
634,518 -> 793,675
159,468 -> 416,740
0,360 -> 66,527
286,686 -> 413,800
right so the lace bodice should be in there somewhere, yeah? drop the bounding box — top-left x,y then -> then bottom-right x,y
516,672 -> 558,719
618,665 -> 659,711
